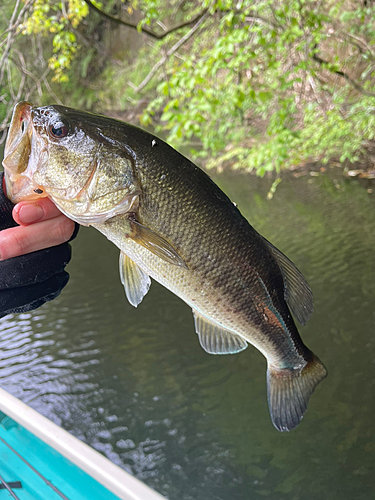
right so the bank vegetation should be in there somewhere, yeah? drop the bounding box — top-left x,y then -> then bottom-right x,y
1,0 -> 375,177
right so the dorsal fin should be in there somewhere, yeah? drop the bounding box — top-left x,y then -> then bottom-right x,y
262,238 -> 313,325
193,310 -> 248,354
119,251 -> 151,307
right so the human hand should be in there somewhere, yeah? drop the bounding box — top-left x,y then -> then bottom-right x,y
0,171 -> 78,318
0,178 -> 76,260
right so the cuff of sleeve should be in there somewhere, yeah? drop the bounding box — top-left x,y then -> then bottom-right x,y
0,243 -> 72,289
0,271 -> 70,319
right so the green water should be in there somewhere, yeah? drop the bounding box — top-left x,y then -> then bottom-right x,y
0,167 -> 374,500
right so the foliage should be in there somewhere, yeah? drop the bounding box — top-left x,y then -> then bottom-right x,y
22,0 -> 89,82
1,0 -> 375,175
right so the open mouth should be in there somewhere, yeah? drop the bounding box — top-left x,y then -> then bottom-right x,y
1,102 -> 45,203
3,101 -> 32,164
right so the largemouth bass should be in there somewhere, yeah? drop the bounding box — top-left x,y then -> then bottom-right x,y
2,102 -> 327,431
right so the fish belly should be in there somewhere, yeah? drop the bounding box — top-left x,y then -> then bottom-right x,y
94,220 -> 290,364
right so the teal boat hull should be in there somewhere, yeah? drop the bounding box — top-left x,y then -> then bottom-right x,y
0,410 -> 121,500
0,387 -> 165,500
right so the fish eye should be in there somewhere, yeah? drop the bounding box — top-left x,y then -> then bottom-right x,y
49,122 -> 68,139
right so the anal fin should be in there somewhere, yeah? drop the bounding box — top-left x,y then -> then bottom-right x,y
119,251 -> 151,307
193,310 -> 248,354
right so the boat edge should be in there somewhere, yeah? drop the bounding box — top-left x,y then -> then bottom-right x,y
0,386 -> 166,500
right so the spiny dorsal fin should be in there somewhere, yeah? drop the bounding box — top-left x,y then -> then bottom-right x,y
129,218 -> 188,269
262,238 -> 313,325
119,251 -> 151,307
193,310 -> 248,354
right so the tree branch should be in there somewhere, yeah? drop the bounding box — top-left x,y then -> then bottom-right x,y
326,32 -> 375,62
129,11 -> 209,93
83,0 -> 208,40
0,0 -> 33,83
244,14 -> 280,30
312,50 -> 375,98
0,0 -> 35,139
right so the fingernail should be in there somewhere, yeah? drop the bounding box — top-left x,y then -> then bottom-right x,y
18,204 -> 44,224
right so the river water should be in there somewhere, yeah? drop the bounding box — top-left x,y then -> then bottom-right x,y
0,164 -> 374,500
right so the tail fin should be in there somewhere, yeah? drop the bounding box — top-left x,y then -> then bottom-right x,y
267,354 -> 327,432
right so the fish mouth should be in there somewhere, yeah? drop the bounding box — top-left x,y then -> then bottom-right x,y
4,101 -> 32,160
2,101 -> 46,203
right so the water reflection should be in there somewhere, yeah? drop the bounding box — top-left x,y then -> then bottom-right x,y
0,168 -> 374,499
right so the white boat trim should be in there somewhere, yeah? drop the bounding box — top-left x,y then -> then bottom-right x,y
0,386 -> 166,500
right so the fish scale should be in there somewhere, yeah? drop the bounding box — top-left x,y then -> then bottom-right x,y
2,102 -> 327,432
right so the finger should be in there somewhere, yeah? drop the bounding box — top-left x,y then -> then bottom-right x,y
12,198 -> 63,225
0,214 -> 75,261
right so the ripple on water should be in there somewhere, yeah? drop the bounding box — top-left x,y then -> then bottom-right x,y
0,171 -> 374,500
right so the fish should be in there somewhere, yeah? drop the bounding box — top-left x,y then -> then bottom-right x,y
2,101 -> 327,431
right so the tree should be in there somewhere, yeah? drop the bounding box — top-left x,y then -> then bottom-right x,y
1,0 -> 375,176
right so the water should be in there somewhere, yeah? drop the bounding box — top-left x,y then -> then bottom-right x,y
0,166 -> 374,500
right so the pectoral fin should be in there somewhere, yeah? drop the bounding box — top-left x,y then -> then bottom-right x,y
119,251 -> 151,307
193,310 -> 248,354
263,237 -> 314,325
128,218 -> 188,269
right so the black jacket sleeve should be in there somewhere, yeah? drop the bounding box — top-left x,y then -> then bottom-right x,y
0,172 -> 78,318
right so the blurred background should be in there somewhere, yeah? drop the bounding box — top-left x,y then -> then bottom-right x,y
1,1 -> 375,499
2,0 -> 375,179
